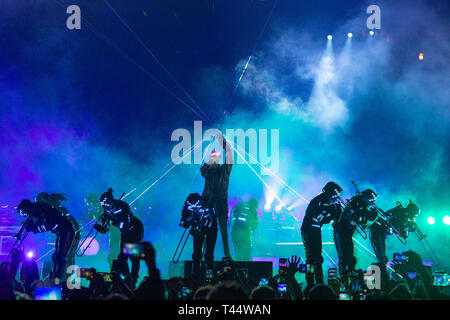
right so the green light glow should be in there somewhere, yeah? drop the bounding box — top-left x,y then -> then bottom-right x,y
443,216 -> 450,226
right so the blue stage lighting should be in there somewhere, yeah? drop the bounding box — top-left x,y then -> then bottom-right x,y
443,216 -> 450,226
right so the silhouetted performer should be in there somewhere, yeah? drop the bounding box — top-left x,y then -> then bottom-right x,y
200,133 -> 233,258
230,198 -> 258,261
179,193 -> 218,281
333,189 -> 378,279
35,192 -> 80,276
98,188 -> 144,287
16,199 -> 76,280
370,200 -> 420,280
301,182 -> 342,286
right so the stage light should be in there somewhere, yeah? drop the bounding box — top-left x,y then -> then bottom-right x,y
443,216 -> 450,226
427,216 -> 435,225
418,53 -> 424,61
26,251 -> 35,259
263,203 -> 273,214
275,204 -> 282,211
327,35 -> 333,40
347,33 -> 353,38
369,30 -> 374,36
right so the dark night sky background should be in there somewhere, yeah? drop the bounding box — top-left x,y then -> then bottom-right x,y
0,0 -> 449,273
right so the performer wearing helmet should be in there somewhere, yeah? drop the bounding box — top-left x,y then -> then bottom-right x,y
35,192 -> 80,275
230,198 -> 259,261
333,189 -> 378,280
16,199 -> 75,280
301,182 -> 343,286
369,200 -> 420,280
200,133 -> 233,258
98,188 -> 144,288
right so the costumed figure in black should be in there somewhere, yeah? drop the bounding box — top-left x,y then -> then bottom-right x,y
230,198 -> 259,261
333,189 -> 378,280
35,192 -> 80,276
301,182 -> 342,286
84,193 -> 120,269
179,193 -> 218,281
97,188 -> 144,288
200,133 -> 233,258
369,200 -> 420,281
16,199 -> 76,280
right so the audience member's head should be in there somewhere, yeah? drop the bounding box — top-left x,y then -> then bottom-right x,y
207,281 -> 249,300
306,284 -> 337,300
364,289 -> 392,300
303,283 -> 316,300
193,285 -> 214,300
389,283 -> 413,300
250,285 -> 276,300
65,286 -> 91,300
102,292 -> 129,300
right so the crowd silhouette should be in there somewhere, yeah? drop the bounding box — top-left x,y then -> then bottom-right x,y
0,242 -> 448,300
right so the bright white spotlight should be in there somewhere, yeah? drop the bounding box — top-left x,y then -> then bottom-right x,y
443,216 -> 450,226
369,30 -> 374,36
264,203 -> 271,210
327,35 -> 332,40
26,251 -> 35,259
347,33 -> 353,38
275,204 -> 282,211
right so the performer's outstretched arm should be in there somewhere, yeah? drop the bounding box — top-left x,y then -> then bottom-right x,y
224,136 -> 234,166
217,132 -> 234,167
